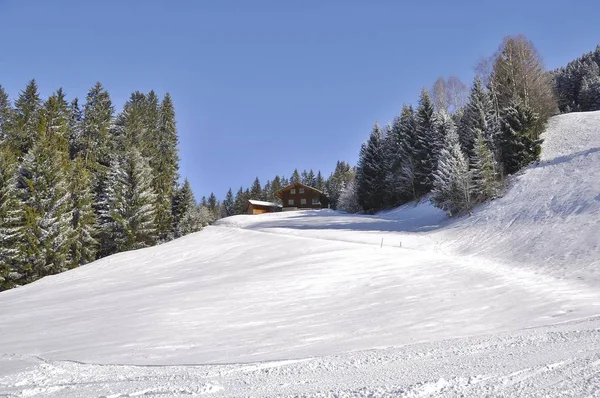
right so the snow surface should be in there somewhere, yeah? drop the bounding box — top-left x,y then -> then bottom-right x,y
1,111 -> 600,396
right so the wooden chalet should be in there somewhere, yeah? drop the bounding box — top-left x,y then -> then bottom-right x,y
274,182 -> 329,210
247,199 -> 282,215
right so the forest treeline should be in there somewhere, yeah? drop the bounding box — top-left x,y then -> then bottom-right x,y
1,36 -> 598,290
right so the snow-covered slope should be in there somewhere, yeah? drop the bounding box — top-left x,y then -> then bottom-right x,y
1,111 -> 600,397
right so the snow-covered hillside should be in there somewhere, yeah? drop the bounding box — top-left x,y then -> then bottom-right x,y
1,112 -> 600,397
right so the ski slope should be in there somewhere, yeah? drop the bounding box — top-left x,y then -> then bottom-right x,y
1,111 -> 600,397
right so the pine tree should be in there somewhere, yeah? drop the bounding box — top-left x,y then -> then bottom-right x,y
68,98 -> 83,160
382,122 -> 401,207
69,157 -> 98,266
172,179 -> 195,237
271,176 -> 283,203
396,105 -> 420,200
460,77 -> 498,157
471,130 -> 501,203
222,188 -> 235,217
415,89 -> 440,193
17,132 -> 73,280
315,171 -> 326,192
0,84 -> 13,145
306,169 -> 316,187
356,123 -> 386,211
8,79 -> 42,157
99,149 -> 157,254
151,93 -> 179,241
498,100 -> 542,175
80,82 -> 114,169
262,180 -> 272,202
0,147 -> 24,290
208,192 -> 219,221
326,161 -> 353,209
291,169 -> 301,184
250,177 -> 262,199
431,119 -> 472,216
234,186 -> 247,215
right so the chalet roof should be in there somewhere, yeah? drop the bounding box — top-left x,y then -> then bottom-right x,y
248,199 -> 282,208
274,182 -> 326,199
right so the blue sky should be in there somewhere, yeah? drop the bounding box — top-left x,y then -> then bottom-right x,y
1,1 -> 599,199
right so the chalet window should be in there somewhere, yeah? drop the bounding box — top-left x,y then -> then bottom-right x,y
288,199 -> 294,205
312,198 -> 320,205
301,198 -> 307,205
290,189 -> 296,194
299,188 -> 305,194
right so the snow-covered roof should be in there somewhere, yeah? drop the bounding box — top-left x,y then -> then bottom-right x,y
248,199 -> 282,207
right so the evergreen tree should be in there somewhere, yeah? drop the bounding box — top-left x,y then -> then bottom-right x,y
315,171 -> 326,192
326,161 -> 353,209
234,186 -> 247,215
271,176 -> 283,203
151,93 -> 179,241
471,130 -> 501,203
222,188 -> 235,217
291,169 -> 301,184
415,89 -> 440,192
99,149 -> 157,254
0,147 -> 23,290
0,84 -> 13,144
262,180 -> 272,202
431,119 -> 472,216
498,100 -> 542,175
68,98 -> 83,160
396,105 -> 419,200
17,132 -> 73,280
69,157 -> 98,266
460,77 -> 498,157
8,79 -> 42,157
356,123 -> 386,211
80,82 -> 114,168
306,169 -> 316,187
250,177 -> 262,199
172,179 -> 196,237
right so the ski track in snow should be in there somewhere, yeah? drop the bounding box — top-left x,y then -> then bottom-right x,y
1,111 -> 600,396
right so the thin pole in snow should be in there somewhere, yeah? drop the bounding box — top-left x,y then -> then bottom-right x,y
381,238 -> 384,248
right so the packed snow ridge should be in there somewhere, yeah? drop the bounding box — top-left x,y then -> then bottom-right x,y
1,111 -> 600,397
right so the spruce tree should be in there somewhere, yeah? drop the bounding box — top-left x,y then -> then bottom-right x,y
415,89 -> 440,193
396,105 -> 419,200
222,188 -> 235,217
8,79 -> 42,157
250,177 -> 262,199
80,82 -> 114,169
460,77 -> 498,157
69,157 -> 98,266
68,98 -> 83,160
17,131 -> 73,280
356,123 -> 386,211
306,169 -> 316,187
315,171 -> 326,192
471,130 -> 501,203
234,186 -> 247,215
99,149 -> 157,254
498,101 -> 542,175
291,169 -> 301,184
151,93 -> 179,241
431,118 -> 472,216
0,84 -> 13,145
172,179 -> 203,237
0,147 -> 23,290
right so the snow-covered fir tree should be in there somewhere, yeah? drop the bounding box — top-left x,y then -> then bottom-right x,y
0,84 -> 13,145
415,89 -> 440,193
99,149 -> 157,253
8,79 -> 42,157
431,113 -> 472,216
356,123 -> 386,211
222,188 -> 235,217
69,157 -> 98,266
0,147 -> 23,290
498,100 -> 542,175
460,77 -> 498,157
17,133 -> 73,280
470,130 -> 501,203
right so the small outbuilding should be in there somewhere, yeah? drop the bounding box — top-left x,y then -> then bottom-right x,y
274,182 -> 329,211
247,199 -> 282,215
